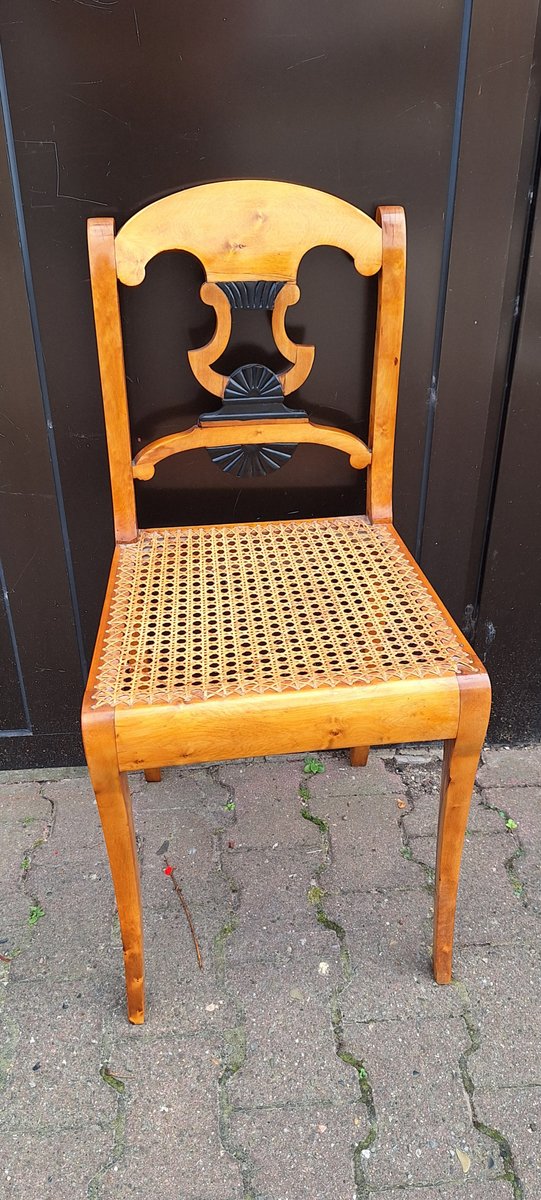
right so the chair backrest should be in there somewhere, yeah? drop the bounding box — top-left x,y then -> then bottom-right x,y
88,180 -> 405,542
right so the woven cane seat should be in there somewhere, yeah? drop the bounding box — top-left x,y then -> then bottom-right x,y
92,516 -> 476,709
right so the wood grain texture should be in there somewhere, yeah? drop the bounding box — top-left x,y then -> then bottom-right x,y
367,207 -> 406,523
81,550 -> 144,1023
271,282 -> 315,395
88,219 -> 137,543
187,282 -> 232,398
82,709 -> 144,1023
114,180 -> 383,286
132,419 -> 371,479
114,676 -> 460,772
433,672 -> 492,983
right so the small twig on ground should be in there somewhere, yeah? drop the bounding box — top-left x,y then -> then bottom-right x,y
163,857 -> 203,970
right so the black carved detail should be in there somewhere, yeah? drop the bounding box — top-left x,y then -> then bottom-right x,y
217,280 -> 285,310
207,443 -> 297,477
200,364 -> 306,423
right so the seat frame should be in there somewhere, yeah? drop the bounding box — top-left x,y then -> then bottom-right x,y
82,181 -> 490,1023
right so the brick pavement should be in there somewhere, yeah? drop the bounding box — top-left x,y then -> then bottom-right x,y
0,745 -> 540,1198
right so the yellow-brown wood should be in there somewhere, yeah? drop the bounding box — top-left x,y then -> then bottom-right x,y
83,182 -> 491,1021
271,282 -> 315,395
88,219 -> 137,543
132,419 -> 371,479
114,676 -> 460,772
367,207 -> 406,523
187,280 -> 315,399
187,283 -> 232,398
433,673 -> 491,982
81,550 -> 144,1023
350,746 -> 370,767
83,711 -> 144,1023
114,180 -> 383,286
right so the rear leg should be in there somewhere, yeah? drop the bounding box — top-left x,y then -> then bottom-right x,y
350,746 -> 370,767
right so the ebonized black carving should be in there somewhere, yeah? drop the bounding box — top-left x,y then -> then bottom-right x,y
200,364 -> 306,423
200,363 -> 306,477
207,443 -> 298,477
217,280 -> 285,309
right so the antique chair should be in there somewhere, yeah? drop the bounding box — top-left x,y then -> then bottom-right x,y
82,181 -> 491,1023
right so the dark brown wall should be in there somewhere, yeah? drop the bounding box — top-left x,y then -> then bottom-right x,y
1,2 -> 540,764
1,0 -> 464,660
476,166 -> 541,742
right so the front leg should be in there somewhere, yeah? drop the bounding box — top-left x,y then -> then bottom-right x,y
83,709 -> 145,1023
433,674 -> 491,983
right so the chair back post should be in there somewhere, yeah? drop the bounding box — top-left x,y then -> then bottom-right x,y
366,206 -> 406,523
88,217 -> 138,543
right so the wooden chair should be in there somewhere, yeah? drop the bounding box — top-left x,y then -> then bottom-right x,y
82,180 -> 491,1023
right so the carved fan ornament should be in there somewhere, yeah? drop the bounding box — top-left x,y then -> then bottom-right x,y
202,364 -> 305,477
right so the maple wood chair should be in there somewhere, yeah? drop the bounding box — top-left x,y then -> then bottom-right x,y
82,180 -> 491,1023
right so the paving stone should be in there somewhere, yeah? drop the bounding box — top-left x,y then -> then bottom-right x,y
454,943 -> 541,1089
138,807 -> 219,882
306,750 -> 406,801
478,745 -> 541,789
230,1105 -> 368,1200
103,1032 -> 242,1199
218,759 -> 321,848
0,782 -> 49,824
474,1085 -> 541,1198
324,787 -> 426,892
8,862 -> 114,984
117,906 -> 233,1035
0,979 -> 116,1132
328,886 -> 433,975
343,1017 -> 498,1189
0,891 -> 32,956
482,786 -> 541,910
0,750 -> 539,1198
132,766 -> 226,819
226,965 -> 357,1108
341,951 -> 464,1024
98,1147 -> 243,1199
403,784 -> 504,838
227,920 -> 342,970
394,744 -> 443,765
0,819 -> 42,885
0,1126 -> 112,1199
138,817 -> 234,938
224,847 -> 323,926
370,1185 -> 513,1198
410,831 -> 540,947
41,777 -> 106,861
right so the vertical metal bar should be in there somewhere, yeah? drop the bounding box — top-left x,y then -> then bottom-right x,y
0,43 -> 88,680
415,0 -> 474,561
0,557 -> 32,734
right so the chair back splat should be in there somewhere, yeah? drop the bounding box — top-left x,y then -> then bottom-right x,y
83,181 -> 490,1025
87,181 -> 405,539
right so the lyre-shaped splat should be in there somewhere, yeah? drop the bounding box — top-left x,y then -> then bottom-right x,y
187,279 -> 315,476
187,280 -> 315,399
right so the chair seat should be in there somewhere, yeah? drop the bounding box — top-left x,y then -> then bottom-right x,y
91,516 -> 477,709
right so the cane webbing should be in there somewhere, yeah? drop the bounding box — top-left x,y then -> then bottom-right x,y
92,517 -> 476,708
